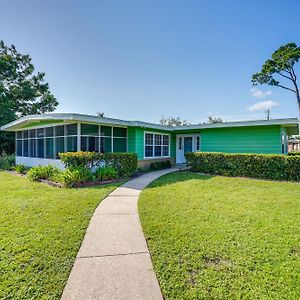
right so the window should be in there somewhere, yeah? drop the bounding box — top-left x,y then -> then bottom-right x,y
113,127 -> 127,153
67,136 -> 77,152
55,126 -> 64,137
81,124 -> 98,136
16,131 -> 22,139
16,131 -> 23,156
196,136 -> 200,151
30,139 -> 36,157
113,138 -> 127,152
29,129 -> 36,138
37,138 -> 44,158
16,140 -> 22,156
37,128 -> 44,138
23,140 -> 29,157
55,137 -> 64,158
46,127 -> 54,137
144,132 -> 170,158
66,124 -> 77,135
113,127 -> 126,138
100,137 -> 112,153
46,138 -> 54,158
100,126 -> 112,137
178,137 -> 182,150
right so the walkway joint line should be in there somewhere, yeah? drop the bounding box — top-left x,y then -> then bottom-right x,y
77,251 -> 149,259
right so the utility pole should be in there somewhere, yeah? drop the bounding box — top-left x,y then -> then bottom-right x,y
265,109 -> 270,120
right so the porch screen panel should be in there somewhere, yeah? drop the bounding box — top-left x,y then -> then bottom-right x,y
113,127 -> 127,153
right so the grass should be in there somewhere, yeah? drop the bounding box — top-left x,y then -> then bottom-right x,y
0,171 -> 120,299
139,172 -> 300,299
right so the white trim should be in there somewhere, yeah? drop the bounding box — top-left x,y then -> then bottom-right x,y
77,122 -> 81,151
1,112 -> 298,132
143,131 -> 171,160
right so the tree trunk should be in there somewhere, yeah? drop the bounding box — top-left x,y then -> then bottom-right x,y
297,93 -> 300,135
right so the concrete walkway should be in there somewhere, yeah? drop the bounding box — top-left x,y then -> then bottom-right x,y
62,167 -> 181,300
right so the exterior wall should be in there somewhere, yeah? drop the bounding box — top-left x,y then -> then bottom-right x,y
200,125 -> 282,154
16,156 -> 65,169
138,157 -> 176,169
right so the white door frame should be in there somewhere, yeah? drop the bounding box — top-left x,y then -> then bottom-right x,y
176,134 -> 199,164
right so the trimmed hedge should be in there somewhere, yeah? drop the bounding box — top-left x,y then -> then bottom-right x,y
288,152 -> 300,156
185,152 -> 300,181
59,152 -> 138,176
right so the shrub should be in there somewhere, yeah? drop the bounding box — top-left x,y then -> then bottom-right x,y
288,152 -> 300,156
59,152 -> 138,177
149,160 -> 172,170
185,152 -> 300,181
59,152 -> 100,169
102,153 -> 138,176
27,165 -> 61,182
95,166 -> 118,181
59,166 -> 93,187
0,152 -> 15,170
14,164 -> 28,174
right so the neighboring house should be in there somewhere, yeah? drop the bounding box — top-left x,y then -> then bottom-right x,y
288,138 -> 300,152
1,113 -> 299,169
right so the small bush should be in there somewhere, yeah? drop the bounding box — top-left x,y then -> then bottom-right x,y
27,165 -> 61,182
288,152 -> 300,156
14,164 -> 28,174
102,153 -> 138,176
149,160 -> 172,171
95,166 -> 118,181
185,152 -> 300,181
0,152 -> 15,170
59,167 -> 93,188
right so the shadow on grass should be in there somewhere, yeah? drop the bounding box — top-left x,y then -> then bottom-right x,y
146,171 -> 212,189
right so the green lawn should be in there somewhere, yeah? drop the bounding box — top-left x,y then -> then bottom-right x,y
139,172 -> 300,300
0,171 -> 119,299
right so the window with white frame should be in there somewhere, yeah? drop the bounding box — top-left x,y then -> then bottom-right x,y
144,132 -> 170,158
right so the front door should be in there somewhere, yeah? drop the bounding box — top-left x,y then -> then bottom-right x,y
176,135 -> 196,164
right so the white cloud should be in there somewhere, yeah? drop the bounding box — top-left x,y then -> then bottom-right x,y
247,100 -> 278,112
250,88 -> 272,99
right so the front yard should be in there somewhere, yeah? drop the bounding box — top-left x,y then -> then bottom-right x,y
139,172 -> 300,299
0,171 -> 119,299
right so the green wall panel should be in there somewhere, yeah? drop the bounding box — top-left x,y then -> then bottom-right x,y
200,125 -> 282,154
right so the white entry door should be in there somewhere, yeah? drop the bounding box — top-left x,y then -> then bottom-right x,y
176,135 -> 196,164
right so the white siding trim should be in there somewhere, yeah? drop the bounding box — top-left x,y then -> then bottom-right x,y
16,156 -> 65,170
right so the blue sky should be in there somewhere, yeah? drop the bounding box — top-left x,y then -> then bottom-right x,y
1,0 -> 299,123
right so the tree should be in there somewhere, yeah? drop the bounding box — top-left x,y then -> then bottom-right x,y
206,116 -> 224,124
0,40 -> 58,153
252,42 -> 300,117
160,116 -> 189,127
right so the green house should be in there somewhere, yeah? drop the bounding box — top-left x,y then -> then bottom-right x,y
1,113 -> 299,168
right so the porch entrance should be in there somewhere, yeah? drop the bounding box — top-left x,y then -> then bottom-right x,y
176,134 -> 200,164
